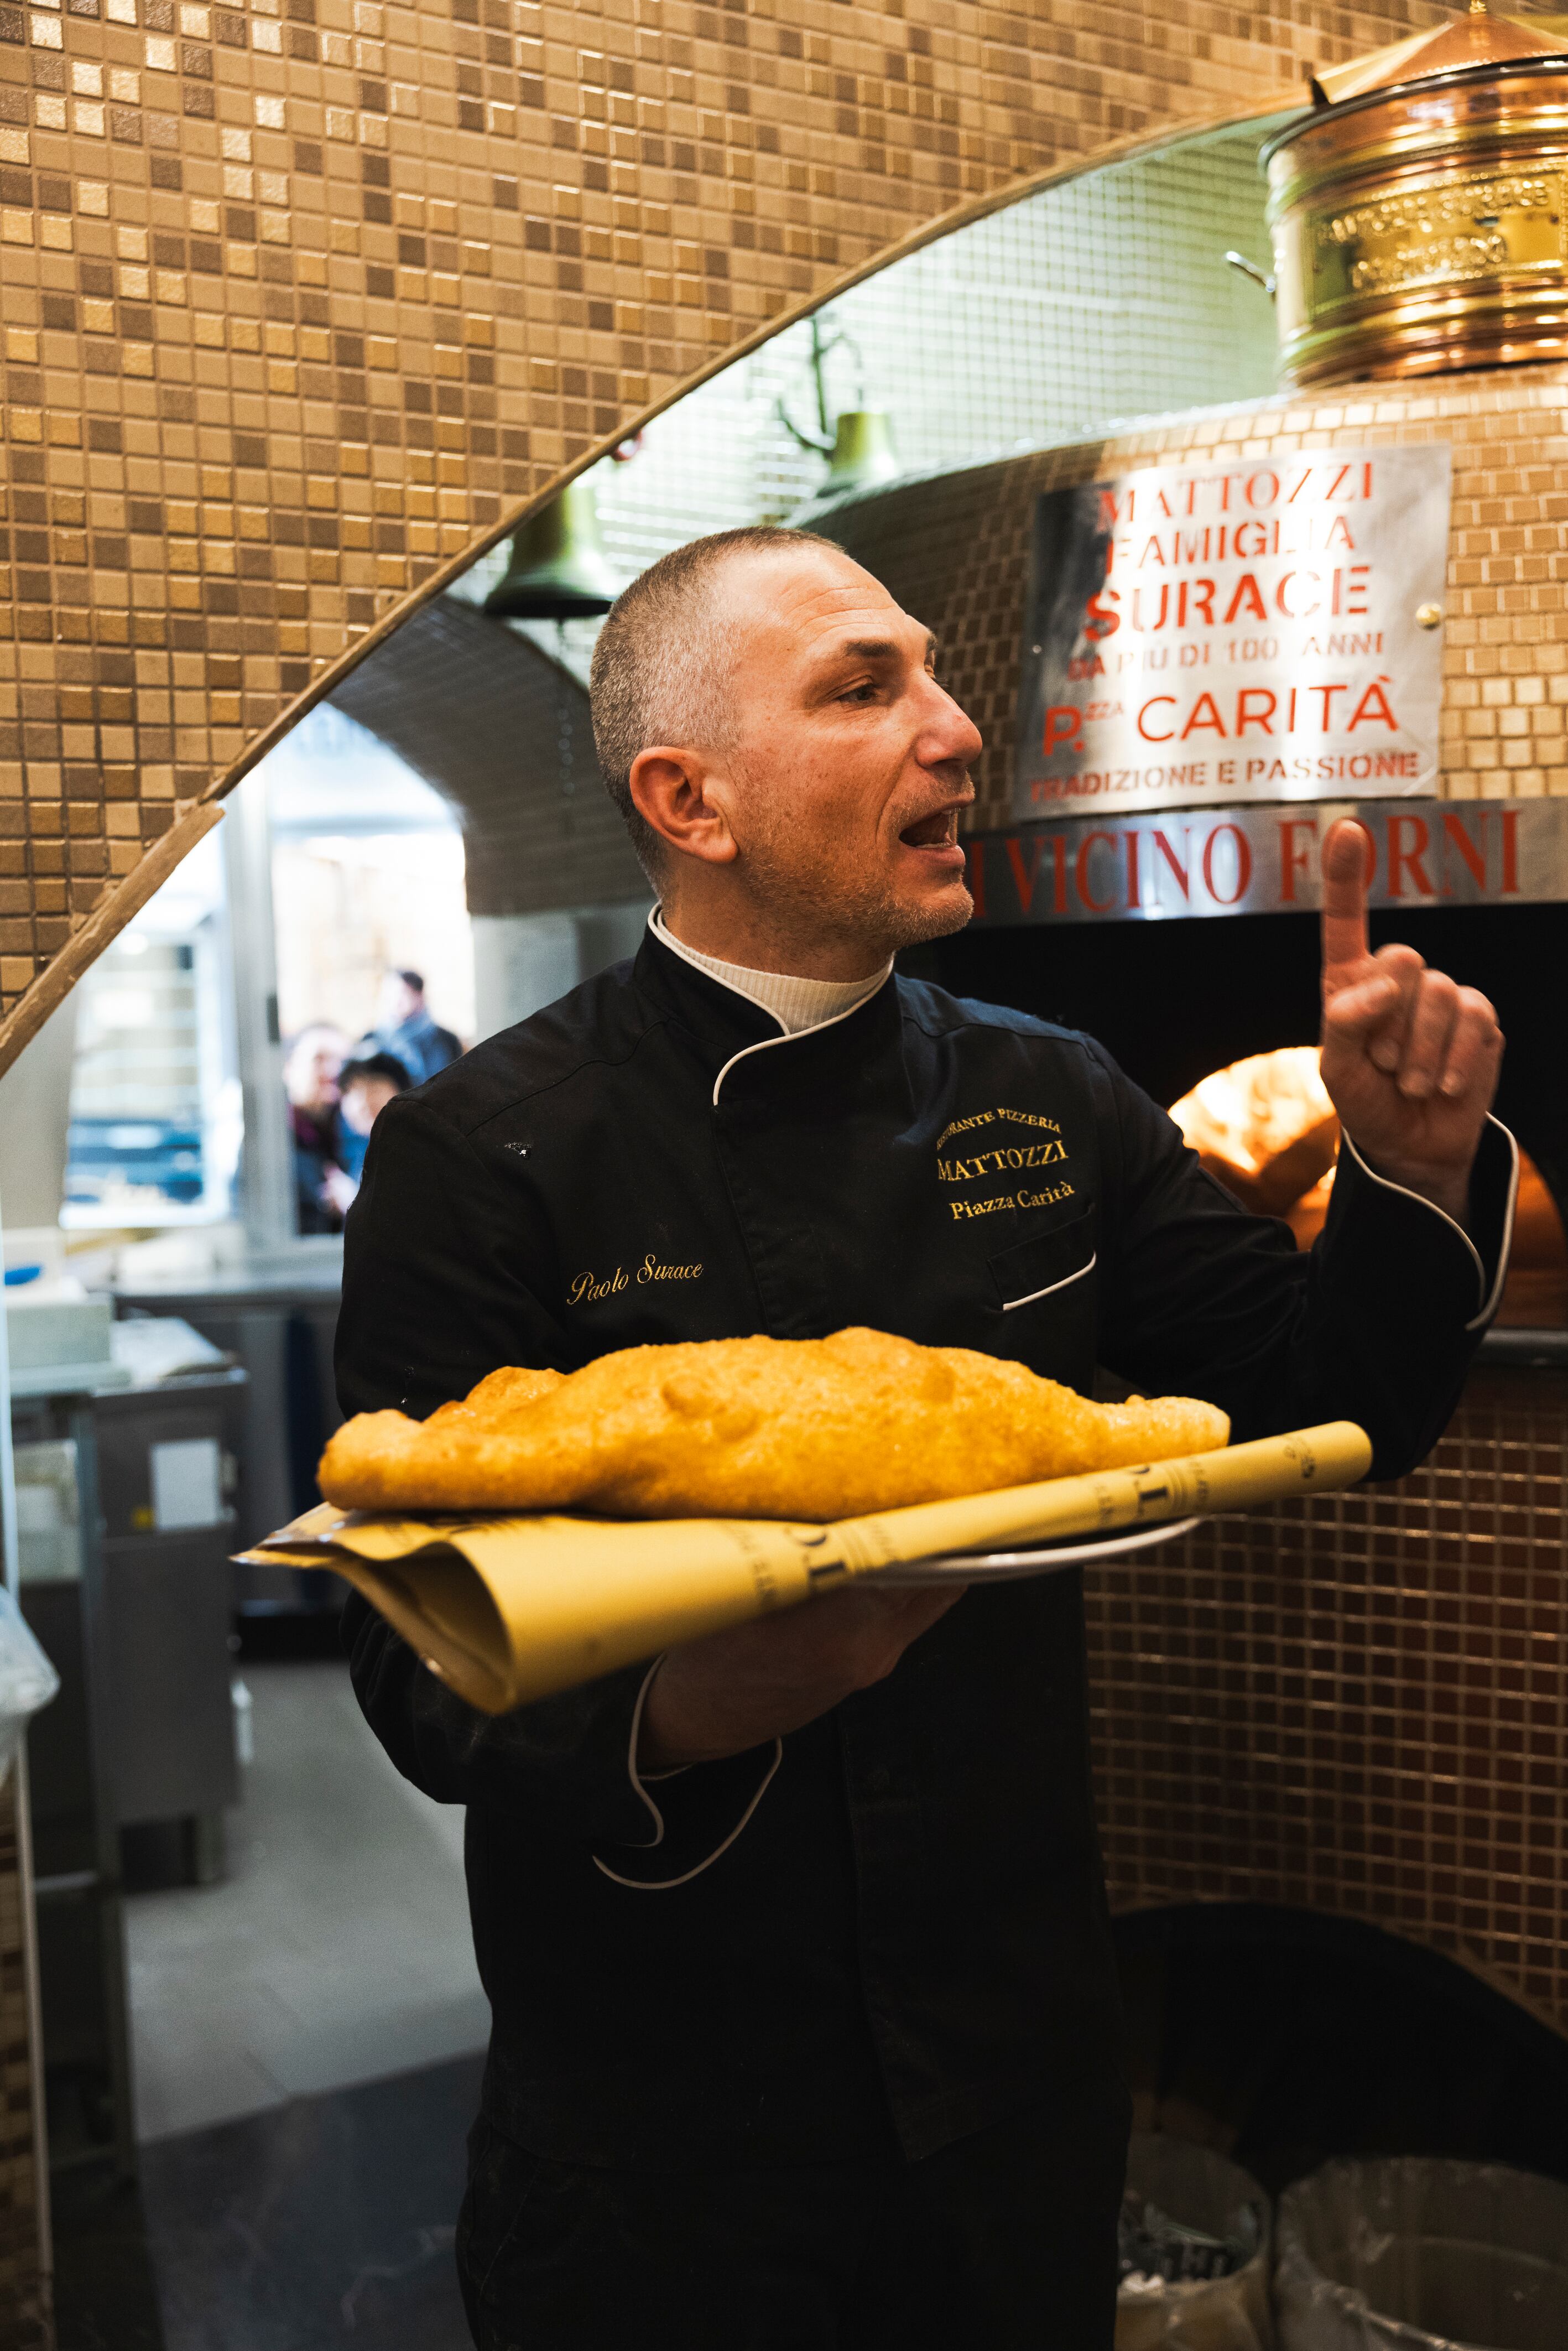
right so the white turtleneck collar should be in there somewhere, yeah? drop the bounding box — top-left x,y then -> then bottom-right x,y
648,907 -> 892,1038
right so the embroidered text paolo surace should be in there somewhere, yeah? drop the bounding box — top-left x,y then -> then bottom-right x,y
568,1255 -> 705,1307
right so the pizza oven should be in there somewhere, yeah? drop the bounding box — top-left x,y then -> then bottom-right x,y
896,877 -> 1568,2181
803,49 -> 1568,2154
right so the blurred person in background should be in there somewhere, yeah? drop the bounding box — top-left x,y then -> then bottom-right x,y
284,1023 -> 350,1234
336,1052 -> 411,1187
371,968 -> 462,1085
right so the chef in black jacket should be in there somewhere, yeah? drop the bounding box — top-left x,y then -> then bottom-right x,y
338,526 -> 1514,2350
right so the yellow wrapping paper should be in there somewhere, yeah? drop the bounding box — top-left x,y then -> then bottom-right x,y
239,1421 -> 1371,1715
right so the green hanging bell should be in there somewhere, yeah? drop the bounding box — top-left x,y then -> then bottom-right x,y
483,478 -> 622,621
821,410 -> 900,493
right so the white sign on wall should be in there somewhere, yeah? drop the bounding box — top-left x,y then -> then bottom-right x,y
1014,444 -> 1452,819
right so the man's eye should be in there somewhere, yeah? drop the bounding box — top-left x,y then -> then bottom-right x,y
840,680 -> 880,704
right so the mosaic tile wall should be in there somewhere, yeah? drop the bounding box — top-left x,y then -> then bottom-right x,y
330,592 -> 644,914
1085,1364 -> 1568,2037
819,365 -> 1568,826
450,116 -> 1284,701
0,1778 -> 45,2350
455,119 -> 1283,609
0,0 -> 1459,1075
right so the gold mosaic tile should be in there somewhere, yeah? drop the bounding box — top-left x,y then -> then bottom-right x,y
0,1777 -> 45,2347
0,0 -> 1462,1067
1085,1367 -> 1568,2038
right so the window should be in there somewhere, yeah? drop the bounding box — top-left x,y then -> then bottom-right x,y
258,705 -> 474,1239
61,828 -> 241,1229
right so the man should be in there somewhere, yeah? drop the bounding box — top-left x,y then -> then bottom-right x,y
370,966 -> 462,1085
338,527 -> 1513,2348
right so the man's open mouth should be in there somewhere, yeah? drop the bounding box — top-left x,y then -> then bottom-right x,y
899,809 -> 958,849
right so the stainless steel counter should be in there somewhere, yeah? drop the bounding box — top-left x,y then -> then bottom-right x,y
112,1258 -> 343,1608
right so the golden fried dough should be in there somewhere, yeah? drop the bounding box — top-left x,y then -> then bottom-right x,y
424,1364 -> 565,1427
319,1328 -> 1228,1520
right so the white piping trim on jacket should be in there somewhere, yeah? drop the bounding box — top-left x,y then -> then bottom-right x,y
1340,1114 -> 1518,1334
621,1656 -> 672,1845
1001,1250 -> 1098,1313
595,1695 -> 784,1893
647,908 -> 893,1090
710,989 -> 892,1106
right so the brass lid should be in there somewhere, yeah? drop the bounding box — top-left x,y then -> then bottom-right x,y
1309,2 -> 1568,111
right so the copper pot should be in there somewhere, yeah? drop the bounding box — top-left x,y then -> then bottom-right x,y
1264,7 -> 1568,387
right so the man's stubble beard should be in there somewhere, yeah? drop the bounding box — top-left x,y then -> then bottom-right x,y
737,778 -> 975,966
745,832 -> 971,964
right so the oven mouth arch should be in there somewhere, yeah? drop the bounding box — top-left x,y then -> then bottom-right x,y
1113,1900 -> 1568,2193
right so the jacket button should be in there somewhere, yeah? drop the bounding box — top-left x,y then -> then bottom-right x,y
866,1766 -> 892,1796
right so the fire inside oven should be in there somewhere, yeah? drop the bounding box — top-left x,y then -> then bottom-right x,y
1168,1046 -> 1568,1327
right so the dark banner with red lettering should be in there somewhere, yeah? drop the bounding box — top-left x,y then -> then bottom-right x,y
1014,447 -> 1450,819
963,799 -> 1568,927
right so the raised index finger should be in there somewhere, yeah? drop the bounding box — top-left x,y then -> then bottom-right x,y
1320,818 -> 1373,987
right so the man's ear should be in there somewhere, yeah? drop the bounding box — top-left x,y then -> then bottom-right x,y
629,747 -> 739,867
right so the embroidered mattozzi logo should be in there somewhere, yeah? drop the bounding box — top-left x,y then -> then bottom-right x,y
936,1109 -> 1074,1223
936,1107 -> 1069,1182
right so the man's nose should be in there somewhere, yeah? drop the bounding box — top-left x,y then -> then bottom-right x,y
916,676 -> 983,771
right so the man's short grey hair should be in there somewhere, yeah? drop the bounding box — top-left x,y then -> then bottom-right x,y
588,524 -> 838,882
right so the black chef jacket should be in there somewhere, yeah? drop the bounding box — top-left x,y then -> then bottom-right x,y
337,927 -> 1514,2171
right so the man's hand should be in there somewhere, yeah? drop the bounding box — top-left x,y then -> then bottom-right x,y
1319,818 -> 1503,1225
320,1164 -> 358,1218
638,1583 -> 967,1771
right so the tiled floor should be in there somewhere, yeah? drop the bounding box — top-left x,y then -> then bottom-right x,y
138,2052 -> 483,2351
55,2050 -> 483,2351
124,1660 -> 489,2143
56,1655 -> 492,2348
55,2166 -> 166,2351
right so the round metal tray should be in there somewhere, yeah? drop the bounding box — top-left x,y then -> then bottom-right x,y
872,1515 -> 1204,1585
